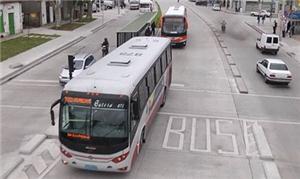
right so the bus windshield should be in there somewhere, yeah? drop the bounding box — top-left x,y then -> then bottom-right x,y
91,108 -> 127,138
60,96 -> 128,139
163,17 -> 185,34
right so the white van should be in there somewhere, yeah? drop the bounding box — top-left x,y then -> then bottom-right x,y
139,0 -> 153,13
256,33 -> 279,55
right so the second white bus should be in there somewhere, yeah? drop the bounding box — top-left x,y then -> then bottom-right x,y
50,37 -> 172,172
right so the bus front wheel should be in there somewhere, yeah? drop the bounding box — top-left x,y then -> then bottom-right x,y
160,89 -> 167,107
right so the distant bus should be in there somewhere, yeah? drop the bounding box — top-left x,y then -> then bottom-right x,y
50,37 -> 172,172
161,6 -> 188,46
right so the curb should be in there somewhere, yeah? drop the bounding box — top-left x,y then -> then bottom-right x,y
19,134 -> 47,155
252,123 -> 274,160
0,157 -> 24,179
0,36 -> 85,85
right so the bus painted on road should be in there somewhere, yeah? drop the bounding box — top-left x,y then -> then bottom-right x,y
50,37 -> 172,172
161,6 -> 188,46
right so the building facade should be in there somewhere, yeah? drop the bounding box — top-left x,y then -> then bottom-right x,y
0,0 -> 23,36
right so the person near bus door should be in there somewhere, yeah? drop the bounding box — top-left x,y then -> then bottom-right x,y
151,22 -> 156,35
145,26 -> 152,36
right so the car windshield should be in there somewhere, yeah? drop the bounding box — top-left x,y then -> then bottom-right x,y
163,17 -> 185,34
269,63 -> 288,70
63,60 -> 83,70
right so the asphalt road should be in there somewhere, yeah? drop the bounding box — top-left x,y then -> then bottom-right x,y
1,0 -> 300,178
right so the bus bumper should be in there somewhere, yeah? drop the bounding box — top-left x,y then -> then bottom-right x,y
60,146 -> 131,172
170,36 -> 187,45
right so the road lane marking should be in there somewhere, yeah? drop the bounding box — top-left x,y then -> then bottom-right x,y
13,79 -> 58,84
190,118 -> 211,153
162,116 -> 186,150
216,120 -> 239,156
5,83 -> 59,87
158,111 -> 300,125
170,87 -> 300,100
170,83 -> 185,87
243,120 -> 259,157
0,105 -> 49,110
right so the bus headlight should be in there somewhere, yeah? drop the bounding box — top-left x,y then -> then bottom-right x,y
112,152 -> 129,163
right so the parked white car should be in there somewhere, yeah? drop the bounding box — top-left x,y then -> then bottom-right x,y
59,54 -> 96,84
212,3 -> 221,11
256,58 -> 292,84
250,10 -> 271,17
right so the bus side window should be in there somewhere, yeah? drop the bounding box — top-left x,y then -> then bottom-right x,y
130,91 -> 139,138
167,46 -> 172,64
161,54 -> 167,73
147,67 -> 155,94
138,78 -> 149,114
155,59 -> 162,83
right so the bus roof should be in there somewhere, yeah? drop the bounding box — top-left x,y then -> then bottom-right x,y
64,37 -> 171,96
118,12 -> 156,33
165,6 -> 186,17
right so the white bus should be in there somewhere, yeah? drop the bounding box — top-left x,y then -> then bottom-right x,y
50,37 -> 172,172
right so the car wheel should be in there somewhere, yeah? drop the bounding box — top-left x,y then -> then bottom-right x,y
274,51 -> 278,55
160,89 -> 167,107
264,75 -> 269,84
256,65 -> 260,73
256,43 -> 259,49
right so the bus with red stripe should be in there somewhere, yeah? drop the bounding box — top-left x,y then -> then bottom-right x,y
161,6 -> 188,47
50,37 -> 172,172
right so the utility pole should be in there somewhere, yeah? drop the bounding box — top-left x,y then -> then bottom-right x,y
278,0 -> 286,39
117,0 -> 120,15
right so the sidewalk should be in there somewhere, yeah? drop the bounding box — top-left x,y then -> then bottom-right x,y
240,14 -> 300,63
0,8 -> 128,84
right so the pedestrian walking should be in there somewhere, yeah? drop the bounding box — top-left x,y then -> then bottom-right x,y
262,15 -> 265,24
289,23 -> 295,37
145,26 -> 152,36
151,22 -> 156,35
286,21 -> 291,34
282,21 -> 286,38
273,20 -> 277,34
257,15 -> 260,25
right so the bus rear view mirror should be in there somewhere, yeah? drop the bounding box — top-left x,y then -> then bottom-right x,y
50,110 -> 55,126
50,99 -> 61,126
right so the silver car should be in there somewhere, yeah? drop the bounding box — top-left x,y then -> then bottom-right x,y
59,54 -> 96,84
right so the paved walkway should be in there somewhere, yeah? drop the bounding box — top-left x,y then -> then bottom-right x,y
223,9 -> 300,63
0,8 -> 128,84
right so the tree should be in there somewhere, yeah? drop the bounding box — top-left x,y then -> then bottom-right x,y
50,0 -> 62,28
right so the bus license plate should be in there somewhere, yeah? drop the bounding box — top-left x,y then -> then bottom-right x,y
84,164 -> 98,171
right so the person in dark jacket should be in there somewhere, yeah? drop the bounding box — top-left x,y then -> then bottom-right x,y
273,20 -> 277,34
151,22 -> 156,35
101,38 -> 109,56
145,26 -> 152,36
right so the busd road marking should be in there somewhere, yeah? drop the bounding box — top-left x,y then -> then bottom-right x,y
162,116 -> 240,156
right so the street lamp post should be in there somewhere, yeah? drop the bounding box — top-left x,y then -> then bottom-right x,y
278,0 -> 286,39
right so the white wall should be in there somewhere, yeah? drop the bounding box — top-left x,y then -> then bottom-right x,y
0,2 -> 23,35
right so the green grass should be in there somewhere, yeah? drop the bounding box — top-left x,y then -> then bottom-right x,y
0,35 -> 54,62
51,23 -> 85,31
